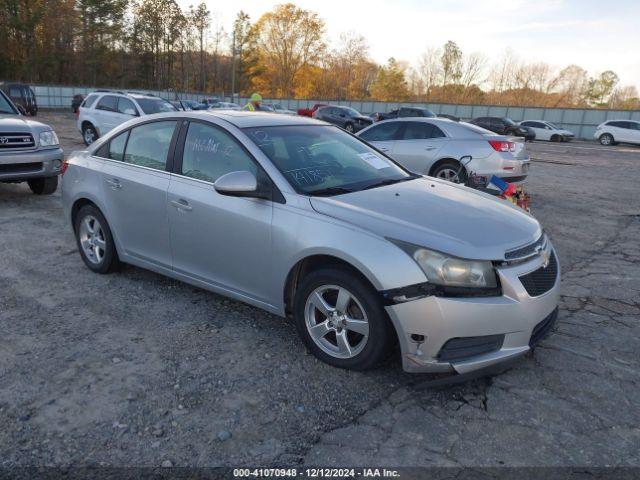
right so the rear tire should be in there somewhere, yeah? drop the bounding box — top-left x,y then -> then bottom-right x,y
82,123 -> 98,146
28,176 -> 58,195
599,133 -> 614,146
293,267 -> 394,371
431,160 -> 468,184
74,205 -> 120,274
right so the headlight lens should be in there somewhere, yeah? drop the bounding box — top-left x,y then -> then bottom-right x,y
392,240 -> 497,288
39,130 -> 59,147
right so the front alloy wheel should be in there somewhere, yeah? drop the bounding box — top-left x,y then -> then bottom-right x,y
304,285 -> 370,359
82,124 -> 98,146
293,268 -> 394,371
599,133 -> 613,146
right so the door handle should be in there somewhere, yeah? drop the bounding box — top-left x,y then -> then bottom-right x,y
424,146 -> 436,151
170,199 -> 192,211
378,147 -> 389,152
105,178 -> 121,189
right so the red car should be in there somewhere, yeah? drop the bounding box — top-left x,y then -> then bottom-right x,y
297,103 -> 327,117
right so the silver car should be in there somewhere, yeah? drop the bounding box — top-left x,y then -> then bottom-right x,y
357,118 -> 531,183
61,111 -> 560,375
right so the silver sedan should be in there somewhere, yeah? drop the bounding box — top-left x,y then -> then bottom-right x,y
61,111 -> 559,375
357,118 -> 531,183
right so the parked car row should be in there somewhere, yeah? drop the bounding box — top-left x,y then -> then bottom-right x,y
60,109 -> 561,376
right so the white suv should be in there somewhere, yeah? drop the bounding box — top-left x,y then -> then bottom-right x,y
594,120 -> 640,146
77,91 -> 177,145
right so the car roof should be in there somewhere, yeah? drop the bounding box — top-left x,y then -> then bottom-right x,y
148,110 -> 325,128
373,117 -> 454,125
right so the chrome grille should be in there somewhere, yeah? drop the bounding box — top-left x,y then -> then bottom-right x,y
0,132 -> 35,150
505,234 -> 546,261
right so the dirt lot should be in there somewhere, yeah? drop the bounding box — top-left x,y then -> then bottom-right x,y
1,111 -> 639,468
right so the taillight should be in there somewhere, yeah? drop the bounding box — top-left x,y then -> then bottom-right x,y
489,140 -> 516,152
60,159 -> 69,176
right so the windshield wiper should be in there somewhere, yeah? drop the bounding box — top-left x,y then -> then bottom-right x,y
361,176 -> 417,191
309,186 -> 354,197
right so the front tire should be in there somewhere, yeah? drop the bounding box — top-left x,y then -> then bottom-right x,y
550,134 -> 560,142
431,160 -> 468,184
28,176 -> 58,195
599,133 -> 614,146
82,123 -> 98,146
293,268 -> 394,371
74,205 -> 120,274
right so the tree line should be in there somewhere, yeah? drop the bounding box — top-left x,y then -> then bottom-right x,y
1,1 -> 638,109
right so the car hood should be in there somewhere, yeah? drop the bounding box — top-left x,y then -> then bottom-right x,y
0,114 -> 53,133
353,115 -> 373,123
310,177 -> 541,261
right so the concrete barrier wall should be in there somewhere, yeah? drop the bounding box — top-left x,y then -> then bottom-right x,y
32,84 -> 640,140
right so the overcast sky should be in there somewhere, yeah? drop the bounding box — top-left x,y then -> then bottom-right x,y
184,0 -> 640,90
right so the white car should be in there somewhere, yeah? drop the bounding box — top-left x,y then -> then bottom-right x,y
357,118 -> 530,183
77,90 -> 177,145
594,120 -> 640,146
519,120 -> 575,142
267,103 -> 296,115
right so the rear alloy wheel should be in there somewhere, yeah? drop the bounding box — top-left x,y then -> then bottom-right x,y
82,124 -> 98,146
432,160 -> 467,184
74,205 -> 120,274
599,133 -> 614,146
294,268 -> 394,371
28,176 -> 58,195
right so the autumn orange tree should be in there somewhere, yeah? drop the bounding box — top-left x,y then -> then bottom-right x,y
248,3 -> 325,97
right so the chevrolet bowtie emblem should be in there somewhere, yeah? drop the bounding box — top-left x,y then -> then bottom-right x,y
540,249 -> 550,268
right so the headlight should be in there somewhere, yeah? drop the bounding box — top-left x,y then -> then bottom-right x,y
39,130 -> 59,147
391,240 -> 497,288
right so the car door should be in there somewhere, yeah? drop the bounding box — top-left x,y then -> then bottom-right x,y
391,121 -> 448,173
618,122 -> 634,143
100,120 -> 178,269
94,95 -> 121,133
357,121 -> 405,156
167,120 -> 274,303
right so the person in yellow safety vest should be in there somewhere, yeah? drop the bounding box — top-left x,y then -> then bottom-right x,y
243,93 -> 262,111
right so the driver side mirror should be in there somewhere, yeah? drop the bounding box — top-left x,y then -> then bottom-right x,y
214,171 -> 270,200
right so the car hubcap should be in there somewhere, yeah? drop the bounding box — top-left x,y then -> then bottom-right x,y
437,168 -> 461,183
79,215 -> 106,264
304,285 -> 369,359
84,129 -> 95,144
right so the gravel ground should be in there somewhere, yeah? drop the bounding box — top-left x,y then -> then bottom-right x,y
1,112 -> 639,468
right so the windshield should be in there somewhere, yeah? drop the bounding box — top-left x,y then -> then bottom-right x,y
243,125 -> 413,195
136,98 -> 178,114
0,92 -> 17,114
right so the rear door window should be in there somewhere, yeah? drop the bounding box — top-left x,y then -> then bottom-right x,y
402,122 -> 446,140
96,95 -> 118,112
123,121 -> 177,170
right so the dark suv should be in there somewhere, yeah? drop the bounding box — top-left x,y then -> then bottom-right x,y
470,116 -> 535,141
373,107 -> 436,122
313,105 -> 373,133
0,83 -> 38,116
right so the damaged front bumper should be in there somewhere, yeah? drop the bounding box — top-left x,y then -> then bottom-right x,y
384,246 -> 561,375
